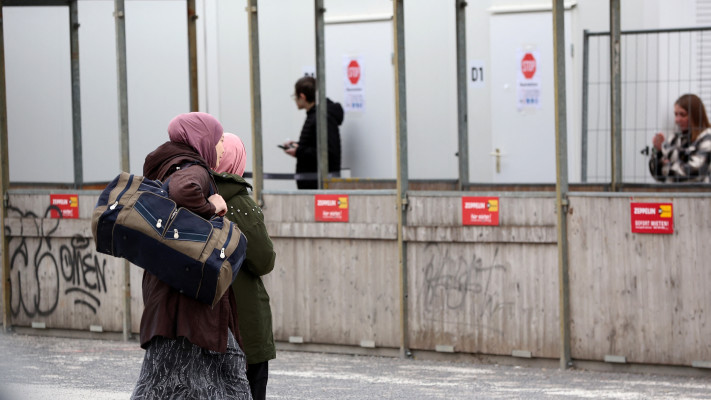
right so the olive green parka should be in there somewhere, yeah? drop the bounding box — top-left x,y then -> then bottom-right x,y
213,171 -> 276,365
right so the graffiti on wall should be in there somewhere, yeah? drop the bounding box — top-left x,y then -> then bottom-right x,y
5,205 -> 108,317
422,243 -> 513,334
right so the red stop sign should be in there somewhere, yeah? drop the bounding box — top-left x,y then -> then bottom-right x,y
347,60 -> 361,85
521,53 -> 536,79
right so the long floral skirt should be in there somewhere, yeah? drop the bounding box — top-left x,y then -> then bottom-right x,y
131,330 -> 252,400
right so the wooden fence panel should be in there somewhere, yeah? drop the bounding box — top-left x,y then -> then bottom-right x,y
5,193 -> 125,332
407,242 -> 559,357
405,194 -> 559,357
262,193 -> 400,347
263,238 -> 400,348
568,195 -> 711,365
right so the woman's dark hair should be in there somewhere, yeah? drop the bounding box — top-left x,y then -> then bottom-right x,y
295,76 -> 316,103
675,93 -> 711,141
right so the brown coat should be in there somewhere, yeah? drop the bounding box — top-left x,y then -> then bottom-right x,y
138,141 -> 239,353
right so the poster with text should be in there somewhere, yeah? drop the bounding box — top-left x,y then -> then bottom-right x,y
50,194 -> 79,219
315,194 -> 349,222
343,56 -> 365,112
462,196 -> 499,226
516,50 -> 541,110
630,202 -> 674,234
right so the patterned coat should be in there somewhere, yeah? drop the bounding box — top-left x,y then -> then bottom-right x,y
649,128 -> 711,182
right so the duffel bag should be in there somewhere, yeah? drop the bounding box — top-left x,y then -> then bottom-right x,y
91,171 -> 247,307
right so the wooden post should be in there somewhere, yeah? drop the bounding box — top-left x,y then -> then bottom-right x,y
552,0 -> 572,369
114,0 -> 131,341
187,0 -> 199,112
0,0 -> 11,333
246,0 -> 264,206
393,0 -> 410,359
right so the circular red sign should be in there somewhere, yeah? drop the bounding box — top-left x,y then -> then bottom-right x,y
521,53 -> 536,79
347,60 -> 361,85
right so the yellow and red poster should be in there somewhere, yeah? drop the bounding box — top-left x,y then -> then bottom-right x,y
315,194 -> 349,222
462,196 -> 499,226
630,202 -> 673,234
50,194 -> 79,219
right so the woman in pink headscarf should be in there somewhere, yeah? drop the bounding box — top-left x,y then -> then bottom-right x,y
215,133 -> 247,176
213,133 -> 276,400
132,114 -> 252,400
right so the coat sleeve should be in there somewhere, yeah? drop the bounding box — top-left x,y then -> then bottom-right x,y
648,133 -> 678,182
651,132 -> 711,182
648,149 -> 665,182
668,134 -> 711,180
238,197 -> 276,277
295,113 -> 317,160
167,166 -> 216,218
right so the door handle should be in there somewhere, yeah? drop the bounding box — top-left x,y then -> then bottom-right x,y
489,148 -> 504,173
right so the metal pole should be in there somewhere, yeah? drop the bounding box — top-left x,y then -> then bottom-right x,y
115,1 -> 129,173
581,30 -> 589,183
455,0 -> 469,190
610,0 -> 622,190
246,0 -> 263,206
69,0 -> 83,188
114,0 -> 131,341
187,0 -> 199,112
393,0 -> 410,359
314,0 -> 328,189
552,0 -> 572,370
0,0 -> 12,333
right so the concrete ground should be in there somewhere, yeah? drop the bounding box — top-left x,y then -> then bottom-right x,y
0,332 -> 710,400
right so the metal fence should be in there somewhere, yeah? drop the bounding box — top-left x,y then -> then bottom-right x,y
582,26 -> 711,183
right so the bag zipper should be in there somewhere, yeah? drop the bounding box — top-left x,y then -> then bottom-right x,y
220,222 -> 233,259
109,174 -> 135,210
164,209 -> 179,237
164,207 -> 217,241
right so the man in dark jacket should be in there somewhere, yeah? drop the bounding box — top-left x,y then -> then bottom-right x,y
282,76 -> 344,189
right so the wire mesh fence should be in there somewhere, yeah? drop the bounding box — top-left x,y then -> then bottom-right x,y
582,26 -> 711,184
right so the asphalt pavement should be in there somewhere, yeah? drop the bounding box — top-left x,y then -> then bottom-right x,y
1,332 -> 710,399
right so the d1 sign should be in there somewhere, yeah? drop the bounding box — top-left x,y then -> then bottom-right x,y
462,196 -> 499,226
315,194 -> 349,222
50,194 -> 79,219
630,202 -> 673,234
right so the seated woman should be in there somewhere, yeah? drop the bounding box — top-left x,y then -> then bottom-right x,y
649,93 -> 711,182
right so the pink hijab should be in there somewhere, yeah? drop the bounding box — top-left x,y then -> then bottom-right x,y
167,112 -> 224,169
214,133 -> 247,176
